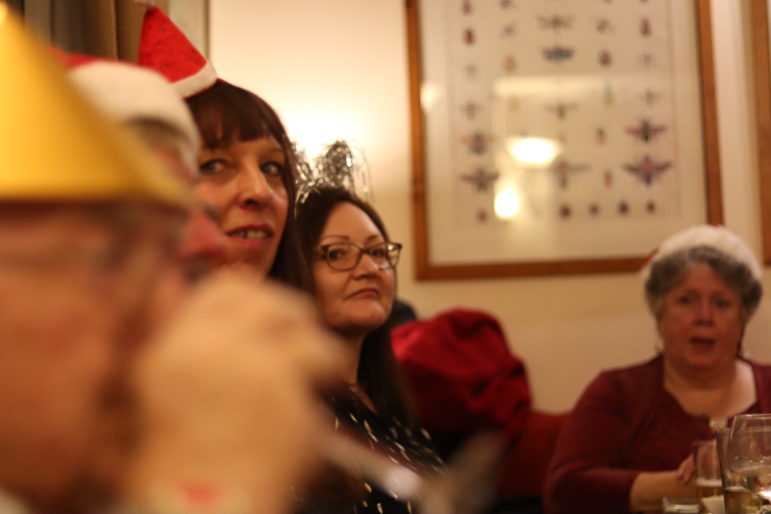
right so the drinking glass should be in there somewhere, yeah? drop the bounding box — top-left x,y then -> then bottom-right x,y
727,414 -> 771,513
717,427 -> 764,514
694,439 -> 727,513
694,439 -> 722,501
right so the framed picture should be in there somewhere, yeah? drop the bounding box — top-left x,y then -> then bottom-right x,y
752,0 -> 771,264
406,0 -> 722,279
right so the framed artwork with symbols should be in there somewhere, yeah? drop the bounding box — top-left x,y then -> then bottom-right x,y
406,0 -> 722,279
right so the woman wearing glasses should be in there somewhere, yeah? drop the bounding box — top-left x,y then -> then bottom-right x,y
296,186 -> 443,514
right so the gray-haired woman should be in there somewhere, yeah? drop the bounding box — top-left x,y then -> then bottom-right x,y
544,225 -> 771,514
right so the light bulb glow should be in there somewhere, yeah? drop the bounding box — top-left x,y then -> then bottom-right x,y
283,110 -> 362,158
420,83 -> 443,112
494,187 -> 522,219
507,137 -> 559,165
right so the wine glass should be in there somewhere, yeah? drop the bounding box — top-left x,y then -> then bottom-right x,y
727,413 -> 771,512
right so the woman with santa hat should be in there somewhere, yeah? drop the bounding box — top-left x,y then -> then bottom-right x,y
137,5 -> 309,289
544,225 -> 771,514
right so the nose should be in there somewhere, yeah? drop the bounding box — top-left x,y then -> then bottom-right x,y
352,250 -> 380,277
177,207 -> 226,270
235,163 -> 272,208
694,299 -> 715,324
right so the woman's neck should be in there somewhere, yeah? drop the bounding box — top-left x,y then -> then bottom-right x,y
339,333 -> 379,411
664,358 -> 736,391
340,333 -> 365,385
663,357 -> 757,419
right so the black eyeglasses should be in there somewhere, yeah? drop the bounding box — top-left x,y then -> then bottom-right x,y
318,241 -> 403,271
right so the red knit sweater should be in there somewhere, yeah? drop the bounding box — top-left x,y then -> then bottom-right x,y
544,356 -> 771,514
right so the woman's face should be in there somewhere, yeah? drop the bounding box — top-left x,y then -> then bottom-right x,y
312,202 -> 395,339
194,137 -> 288,276
657,263 -> 744,372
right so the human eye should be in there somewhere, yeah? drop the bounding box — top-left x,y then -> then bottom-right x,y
676,294 -> 695,305
325,245 -> 351,262
199,158 -> 229,176
368,244 -> 389,259
261,161 -> 285,178
713,297 -> 734,309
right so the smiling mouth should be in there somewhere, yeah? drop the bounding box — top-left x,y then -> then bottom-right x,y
350,289 -> 379,298
227,229 -> 270,240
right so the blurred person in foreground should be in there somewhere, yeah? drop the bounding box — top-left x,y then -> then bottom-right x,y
0,7 -> 188,510
64,54 -> 226,324
67,56 -> 345,514
0,9 -> 341,513
544,225 -> 771,514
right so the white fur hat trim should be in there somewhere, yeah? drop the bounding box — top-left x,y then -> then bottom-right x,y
641,225 -> 762,282
70,61 -> 200,174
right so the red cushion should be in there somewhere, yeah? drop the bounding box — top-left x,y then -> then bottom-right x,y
392,309 -> 531,442
496,410 -> 568,497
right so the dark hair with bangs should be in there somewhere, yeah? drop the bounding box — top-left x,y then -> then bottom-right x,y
185,81 -> 310,291
296,186 -> 413,424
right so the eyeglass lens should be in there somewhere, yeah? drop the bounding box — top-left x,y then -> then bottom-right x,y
324,242 -> 400,270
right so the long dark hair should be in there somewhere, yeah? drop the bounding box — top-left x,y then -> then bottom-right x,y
186,81 -> 310,291
296,186 -> 413,423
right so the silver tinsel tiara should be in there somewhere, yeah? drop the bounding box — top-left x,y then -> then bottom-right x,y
295,140 -> 372,206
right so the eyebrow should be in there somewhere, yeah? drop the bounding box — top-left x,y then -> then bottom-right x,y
264,147 -> 286,160
320,234 -> 385,244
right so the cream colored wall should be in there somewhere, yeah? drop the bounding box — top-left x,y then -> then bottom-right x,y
210,0 -> 771,411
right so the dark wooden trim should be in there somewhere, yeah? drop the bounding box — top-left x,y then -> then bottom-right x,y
751,0 -> 771,264
414,257 -> 647,281
696,0 -> 724,225
405,0 -> 432,279
406,0 -> 723,280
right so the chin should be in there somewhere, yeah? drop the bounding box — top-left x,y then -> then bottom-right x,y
342,313 -> 389,336
682,353 -> 733,371
223,255 -> 272,277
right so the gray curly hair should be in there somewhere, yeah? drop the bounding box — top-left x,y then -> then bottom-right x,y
644,245 -> 762,321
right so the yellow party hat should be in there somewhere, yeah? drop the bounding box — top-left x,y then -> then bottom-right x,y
0,5 -> 191,206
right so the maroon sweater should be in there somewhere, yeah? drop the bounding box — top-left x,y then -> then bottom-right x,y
543,356 -> 771,514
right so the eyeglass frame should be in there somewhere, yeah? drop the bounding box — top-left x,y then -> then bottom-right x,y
317,241 -> 403,271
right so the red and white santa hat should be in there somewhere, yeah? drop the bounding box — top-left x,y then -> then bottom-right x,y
641,224 -> 762,282
136,6 -> 218,98
59,51 -> 200,174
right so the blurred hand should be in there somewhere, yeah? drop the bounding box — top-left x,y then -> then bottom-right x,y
676,453 -> 695,484
123,272 -> 344,514
631,467 -> 698,512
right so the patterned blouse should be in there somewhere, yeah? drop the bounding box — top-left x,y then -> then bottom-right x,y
296,392 -> 444,514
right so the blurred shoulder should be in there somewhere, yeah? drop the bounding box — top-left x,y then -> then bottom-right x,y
590,355 -> 663,389
745,357 -> 771,383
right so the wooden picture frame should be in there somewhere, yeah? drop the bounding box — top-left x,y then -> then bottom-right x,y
406,0 -> 722,280
752,0 -> 771,264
